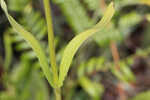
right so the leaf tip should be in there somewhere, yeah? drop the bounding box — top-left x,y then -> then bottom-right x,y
109,2 -> 115,16
110,2 -> 115,9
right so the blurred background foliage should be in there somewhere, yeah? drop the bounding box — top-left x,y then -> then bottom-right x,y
0,0 -> 150,100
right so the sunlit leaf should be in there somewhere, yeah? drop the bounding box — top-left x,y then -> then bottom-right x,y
58,2 -> 115,87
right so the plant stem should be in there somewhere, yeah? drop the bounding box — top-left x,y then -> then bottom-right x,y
43,0 -> 61,100
110,41 -> 120,70
100,0 -> 106,12
54,88 -> 61,100
43,0 -> 58,84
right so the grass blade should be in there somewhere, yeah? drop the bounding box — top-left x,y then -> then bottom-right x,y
0,0 -> 55,87
58,2 -> 115,87
4,31 -> 12,70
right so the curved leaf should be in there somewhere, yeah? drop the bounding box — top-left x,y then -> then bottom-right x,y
0,0 -> 55,87
58,2 -> 115,87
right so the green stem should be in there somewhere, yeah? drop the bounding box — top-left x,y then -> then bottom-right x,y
54,88 -> 61,100
43,0 -> 58,84
43,0 -> 61,100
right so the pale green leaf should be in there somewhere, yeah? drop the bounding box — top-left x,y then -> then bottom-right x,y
0,0 -> 55,87
58,2 -> 115,87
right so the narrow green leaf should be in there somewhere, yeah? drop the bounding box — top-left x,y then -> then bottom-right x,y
4,32 -> 12,70
120,62 -> 136,82
58,2 -> 115,87
0,0 -> 55,87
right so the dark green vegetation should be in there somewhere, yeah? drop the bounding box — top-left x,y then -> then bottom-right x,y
0,0 -> 150,100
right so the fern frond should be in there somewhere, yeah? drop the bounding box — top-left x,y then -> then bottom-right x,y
53,0 -> 94,33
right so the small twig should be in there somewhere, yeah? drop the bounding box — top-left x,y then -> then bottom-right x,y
110,41 -> 120,70
100,0 -> 107,12
117,83 -> 127,100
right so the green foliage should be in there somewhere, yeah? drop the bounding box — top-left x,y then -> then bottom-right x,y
3,31 -> 12,70
78,57 -> 105,77
8,0 -> 30,12
129,91 -> 150,100
58,2 -> 115,87
77,56 -> 105,100
8,0 -> 54,62
1,0 -> 150,99
53,0 -> 94,33
0,0 -> 115,88
77,55 -> 135,83
94,23 -> 122,46
79,76 -> 104,100
9,1 -> 48,59
84,0 -> 100,10
53,0 -> 117,46
0,58 -> 50,100
53,0 -> 147,47
1,0 -> 54,87
118,12 -> 143,36
111,61 -> 136,83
